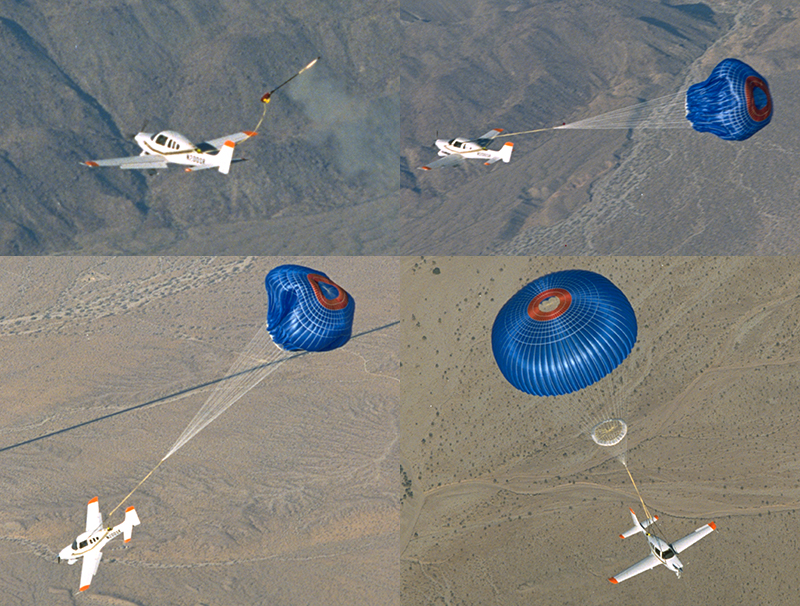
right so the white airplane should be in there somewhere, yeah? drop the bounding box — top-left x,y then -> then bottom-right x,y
608,508 -> 716,584
83,129 -> 257,173
58,497 -> 141,592
418,128 -> 513,170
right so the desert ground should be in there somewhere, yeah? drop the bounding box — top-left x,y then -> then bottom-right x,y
401,256 -> 800,605
0,257 -> 399,606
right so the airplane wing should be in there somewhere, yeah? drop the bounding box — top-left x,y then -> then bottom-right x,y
83,155 -> 168,170
79,549 -> 102,591
418,154 -> 465,170
200,131 -> 257,151
476,128 -> 503,140
609,554 -> 661,584
85,497 -> 102,533
185,158 -> 248,172
671,522 -> 717,554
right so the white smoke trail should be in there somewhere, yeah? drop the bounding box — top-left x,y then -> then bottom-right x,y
288,67 -> 399,193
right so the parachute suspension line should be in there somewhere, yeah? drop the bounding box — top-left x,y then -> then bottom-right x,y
252,56 -> 320,134
163,327 -> 290,461
495,126 -> 557,138
556,90 -> 692,131
493,91 -> 690,139
251,102 -> 269,135
105,328 -> 291,522
623,461 -> 653,523
107,457 -> 166,520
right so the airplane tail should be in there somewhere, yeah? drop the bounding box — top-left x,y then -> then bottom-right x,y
122,506 -> 141,543
619,507 -> 658,539
217,140 -> 235,174
500,141 -> 514,163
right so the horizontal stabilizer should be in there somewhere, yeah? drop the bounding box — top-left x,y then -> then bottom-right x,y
620,508 -> 657,538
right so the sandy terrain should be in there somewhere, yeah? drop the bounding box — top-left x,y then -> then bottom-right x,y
400,257 -> 800,605
0,257 -> 399,606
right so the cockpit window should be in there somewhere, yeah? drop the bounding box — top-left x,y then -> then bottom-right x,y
72,540 -> 78,550
453,141 -> 462,148
78,540 -> 88,549
155,134 -> 168,146
661,547 -> 675,559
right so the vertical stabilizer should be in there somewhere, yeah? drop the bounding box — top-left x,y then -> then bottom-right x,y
217,140 -> 235,174
500,141 -> 514,163
122,506 -> 141,543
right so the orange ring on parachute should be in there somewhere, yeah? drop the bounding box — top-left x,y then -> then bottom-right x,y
745,75 -> 771,121
527,288 -> 572,321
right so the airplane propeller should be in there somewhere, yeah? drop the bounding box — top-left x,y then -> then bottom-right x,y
124,119 -> 149,140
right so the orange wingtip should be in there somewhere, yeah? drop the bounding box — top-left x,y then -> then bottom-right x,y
223,140 -> 235,148
484,161 -> 491,165
85,161 -> 99,167
609,578 -> 618,584
619,534 -> 625,539
88,497 -> 99,504
124,538 -> 131,543
80,585 -> 91,591
243,131 -> 257,137
125,506 -> 135,513
504,142 -> 514,147
654,515 -> 659,520
629,507 -> 635,514
709,522 -> 717,530
421,166 -> 431,171
185,168 -> 192,172
495,128 -> 504,132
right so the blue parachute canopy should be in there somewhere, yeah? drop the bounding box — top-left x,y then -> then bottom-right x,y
265,265 -> 355,352
686,58 -> 772,141
491,269 -> 637,397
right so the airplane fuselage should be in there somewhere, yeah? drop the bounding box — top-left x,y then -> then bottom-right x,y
435,137 -> 496,160
58,525 -> 121,565
646,532 -> 684,577
135,130 -> 215,169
